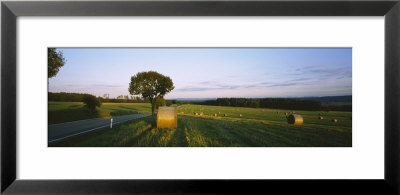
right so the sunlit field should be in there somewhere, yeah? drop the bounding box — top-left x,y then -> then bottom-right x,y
48,101 -> 151,124
50,104 -> 352,147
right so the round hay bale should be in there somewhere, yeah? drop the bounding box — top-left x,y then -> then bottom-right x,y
224,114 -> 228,117
239,114 -> 243,117
214,113 -> 218,117
318,116 -> 324,120
200,112 -> 204,116
287,114 -> 304,125
157,107 -> 178,129
218,112 -> 221,114
332,118 -> 338,123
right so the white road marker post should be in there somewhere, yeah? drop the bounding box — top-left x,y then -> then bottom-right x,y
110,117 -> 113,128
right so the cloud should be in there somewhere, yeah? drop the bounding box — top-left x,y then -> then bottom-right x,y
176,80 -> 313,92
198,81 -> 215,85
176,87 -> 214,92
289,78 -> 311,82
176,83 -> 240,92
296,66 -> 351,76
90,84 -> 122,88
176,68 -> 346,93
267,82 -> 298,87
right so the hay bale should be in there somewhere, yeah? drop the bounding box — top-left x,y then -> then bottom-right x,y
214,113 -> 218,117
218,112 -> 221,114
200,112 -> 204,116
332,118 -> 338,123
157,107 -> 178,129
224,114 -> 228,117
287,114 -> 304,125
239,114 -> 243,117
318,116 -> 324,120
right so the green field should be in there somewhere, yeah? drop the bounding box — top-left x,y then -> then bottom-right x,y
49,104 -> 352,147
48,101 -> 151,124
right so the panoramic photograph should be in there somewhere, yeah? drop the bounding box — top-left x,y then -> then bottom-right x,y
48,48 -> 352,147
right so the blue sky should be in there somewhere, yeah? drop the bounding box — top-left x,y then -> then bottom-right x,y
48,48 -> 352,99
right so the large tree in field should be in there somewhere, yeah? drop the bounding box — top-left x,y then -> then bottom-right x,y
128,71 -> 174,115
48,48 -> 66,78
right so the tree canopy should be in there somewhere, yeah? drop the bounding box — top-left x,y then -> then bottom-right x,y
48,48 -> 66,78
128,71 -> 174,115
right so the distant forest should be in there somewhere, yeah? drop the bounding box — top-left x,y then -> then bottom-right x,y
48,92 -> 351,112
48,92 -> 150,103
184,97 -> 351,112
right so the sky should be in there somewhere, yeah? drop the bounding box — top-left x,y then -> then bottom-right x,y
48,48 -> 352,99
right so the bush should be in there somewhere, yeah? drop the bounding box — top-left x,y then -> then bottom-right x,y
154,97 -> 166,110
82,94 -> 102,113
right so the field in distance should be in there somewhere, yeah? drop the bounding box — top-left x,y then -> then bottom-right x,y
48,101 -> 151,124
49,104 -> 352,147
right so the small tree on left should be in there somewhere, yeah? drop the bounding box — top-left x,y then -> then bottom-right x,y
82,94 -> 102,113
48,48 -> 66,78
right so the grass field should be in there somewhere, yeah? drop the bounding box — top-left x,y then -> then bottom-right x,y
49,104 -> 352,147
48,101 -> 152,124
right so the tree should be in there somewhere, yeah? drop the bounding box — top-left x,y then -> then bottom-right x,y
128,71 -> 174,115
82,94 -> 102,113
48,48 -> 66,78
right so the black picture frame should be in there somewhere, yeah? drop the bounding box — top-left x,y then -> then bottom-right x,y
2,0 -> 400,194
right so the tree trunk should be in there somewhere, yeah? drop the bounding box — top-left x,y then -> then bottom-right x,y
150,98 -> 155,115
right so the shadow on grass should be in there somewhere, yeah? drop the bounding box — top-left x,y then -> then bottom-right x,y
48,107 -> 102,125
167,126 -> 188,147
110,110 -> 140,116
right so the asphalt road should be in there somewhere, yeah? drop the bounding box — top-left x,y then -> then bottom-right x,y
48,113 -> 152,143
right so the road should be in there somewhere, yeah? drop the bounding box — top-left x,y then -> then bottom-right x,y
48,113 -> 152,143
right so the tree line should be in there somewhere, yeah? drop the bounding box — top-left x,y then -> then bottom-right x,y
48,92 -> 175,106
196,98 -> 321,111
187,98 -> 351,112
49,92 -> 174,113
49,92 -> 351,112
48,92 -> 149,103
